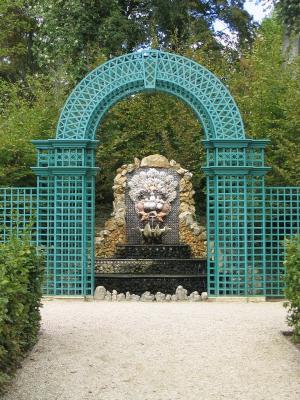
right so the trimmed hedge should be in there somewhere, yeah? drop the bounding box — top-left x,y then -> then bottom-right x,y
0,235 -> 44,391
284,236 -> 300,342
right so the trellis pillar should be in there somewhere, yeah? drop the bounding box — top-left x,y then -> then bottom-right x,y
32,139 -> 98,296
203,139 -> 270,296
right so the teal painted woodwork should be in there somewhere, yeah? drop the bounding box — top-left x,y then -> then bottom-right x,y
56,50 -> 245,141
0,187 -> 37,242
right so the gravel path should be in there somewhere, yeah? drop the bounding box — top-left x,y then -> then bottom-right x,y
3,300 -> 300,400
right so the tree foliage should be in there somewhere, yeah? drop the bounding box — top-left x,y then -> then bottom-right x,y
284,236 -> 300,342
228,18 -> 300,185
0,2 -> 299,213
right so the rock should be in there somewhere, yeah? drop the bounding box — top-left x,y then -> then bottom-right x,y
127,163 -> 135,173
112,290 -> 118,301
176,286 -> 188,301
104,291 -> 112,301
95,237 -> 104,245
94,286 -> 107,300
201,292 -> 208,301
134,157 -> 141,167
114,173 -> 122,183
171,294 -> 178,301
200,231 -> 207,240
125,291 -> 131,301
189,291 -> 201,301
114,175 -> 126,186
117,293 -> 125,301
140,154 -> 170,168
176,167 -> 188,175
155,292 -> 165,302
184,172 -> 193,181
179,202 -> 191,213
179,211 -> 194,226
141,291 -> 155,302
169,159 -> 177,167
115,217 -> 125,227
105,219 -> 117,231
131,294 -> 140,301
191,223 -> 201,235
165,294 -> 172,302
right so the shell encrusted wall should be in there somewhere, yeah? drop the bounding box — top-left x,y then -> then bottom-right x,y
95,155 -> 207,260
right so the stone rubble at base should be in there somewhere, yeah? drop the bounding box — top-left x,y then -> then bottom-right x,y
94,285 -> 208,302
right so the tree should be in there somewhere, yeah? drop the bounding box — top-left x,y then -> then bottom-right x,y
0,0 -> 38,81
229,17 -> 300,185
33,0 -> 256,81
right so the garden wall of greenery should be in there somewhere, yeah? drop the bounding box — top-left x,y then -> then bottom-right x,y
0,235 -> 44,391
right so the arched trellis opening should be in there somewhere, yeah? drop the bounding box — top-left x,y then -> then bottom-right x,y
32,50 -> 274,297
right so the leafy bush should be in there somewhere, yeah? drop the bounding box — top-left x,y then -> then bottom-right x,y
0,235 -> 44,392
284,236 -> 300,342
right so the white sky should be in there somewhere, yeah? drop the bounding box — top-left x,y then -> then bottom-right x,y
214,0 -> 273,45
244,0 -> 272,23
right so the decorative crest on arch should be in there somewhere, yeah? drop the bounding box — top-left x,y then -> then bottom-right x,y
56,50 -> 245,141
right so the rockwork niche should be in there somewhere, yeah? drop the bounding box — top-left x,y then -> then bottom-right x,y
95,154 -> 207,266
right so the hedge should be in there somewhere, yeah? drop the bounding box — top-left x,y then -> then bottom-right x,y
284,236 -> 300,342
0,235 -> 44,392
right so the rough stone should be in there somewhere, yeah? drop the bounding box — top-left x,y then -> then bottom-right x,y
171,294 -> 178,301
125,292 -> 131,301
94,237 -> 104,245
155,292 -> 166,302
134,157 -> 141,167
127,163 -> 135,173
165,294 -> 172,302
176,286 -> 188,301
94,286 -> 107,300
184,172 -> 193,181
112,290 -> 118,301
141,291 -> 155,302
189,291 -> 201,302
104,291 -> 112,301
117,293 -> 125,301
176,167 -> 188,175
200,231 -> 207,240
179,211 -> 194,226
140,154 -> 170,168
191,226 -> 201,235
130,294 -> 140,301
201,292 -> 208,301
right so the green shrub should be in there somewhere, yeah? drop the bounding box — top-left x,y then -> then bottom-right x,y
0,235 -> 44,392
284,236 -> 300,342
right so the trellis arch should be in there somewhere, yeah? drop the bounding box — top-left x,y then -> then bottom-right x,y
33,49 -> 272,297
56,50 -> 245,141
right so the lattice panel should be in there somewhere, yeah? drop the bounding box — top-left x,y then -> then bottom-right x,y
37,174 -> 94,296
56,50 -> 245,141
207,175 -> 266,296
265,187 -> 300,297
0,187 -> 37,241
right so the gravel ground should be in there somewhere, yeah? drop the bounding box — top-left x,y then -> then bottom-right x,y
3,300 -> 300,400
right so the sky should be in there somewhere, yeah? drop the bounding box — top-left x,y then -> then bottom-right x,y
244,0 -> 272,23
214,0 -> 274,45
